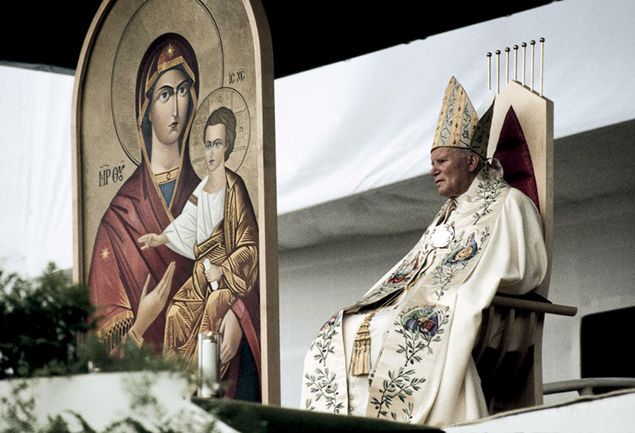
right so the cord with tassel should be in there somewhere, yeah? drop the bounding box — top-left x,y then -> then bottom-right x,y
350,310 -> 377,376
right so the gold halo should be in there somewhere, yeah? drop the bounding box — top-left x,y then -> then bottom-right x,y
189,87 -> 251,179
111,0 -> 223,165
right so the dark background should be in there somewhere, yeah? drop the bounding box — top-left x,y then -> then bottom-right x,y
2,1 -> 552,78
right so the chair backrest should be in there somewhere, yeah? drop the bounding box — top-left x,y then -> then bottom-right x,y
487,80 -> 554,297
475,81 -> 555,412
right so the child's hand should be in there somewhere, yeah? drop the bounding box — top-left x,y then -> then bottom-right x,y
138,233 -> 162,249
204,262 -> 222,284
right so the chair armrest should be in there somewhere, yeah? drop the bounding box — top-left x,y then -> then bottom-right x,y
492,294 -> 577,316
544,378 -> 635,396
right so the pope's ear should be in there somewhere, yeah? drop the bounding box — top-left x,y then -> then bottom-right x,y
467,153 -> 480,172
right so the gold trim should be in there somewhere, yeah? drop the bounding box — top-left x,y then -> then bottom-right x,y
154,166 -> 180,184
97,310 -> 134,351
145,56 -> 195,92
97,310 -> 134,338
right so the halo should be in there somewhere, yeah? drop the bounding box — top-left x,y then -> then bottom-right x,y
111,0 -> 223,165
189,87 -> 251,178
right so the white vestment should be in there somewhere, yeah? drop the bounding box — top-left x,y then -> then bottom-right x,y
301,165 -> 547,426
162,176 -> 225,260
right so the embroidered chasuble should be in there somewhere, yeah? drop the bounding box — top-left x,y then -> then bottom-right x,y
301,165 -> 547,426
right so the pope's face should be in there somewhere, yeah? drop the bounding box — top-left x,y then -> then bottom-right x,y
149,68 -> 191,147
204,123 -> 228,174
430,147 -> 474,198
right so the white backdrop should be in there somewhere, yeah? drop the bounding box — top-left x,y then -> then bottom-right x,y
275,0 -> 635,213
0,66 -> 74,277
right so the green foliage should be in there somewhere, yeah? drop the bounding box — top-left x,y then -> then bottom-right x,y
0,264 -> 95,379
0,377 -> 219,433
0,380 -> 36,433
75,335 -> 184,376
0,264 -> 219,432
0,263 -> 183,378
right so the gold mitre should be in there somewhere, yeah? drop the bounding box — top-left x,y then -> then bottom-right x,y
431,76 -> 492,158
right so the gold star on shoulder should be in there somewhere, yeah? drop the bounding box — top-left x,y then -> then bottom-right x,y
166,44 -> 175,58
100,247 -> 111,260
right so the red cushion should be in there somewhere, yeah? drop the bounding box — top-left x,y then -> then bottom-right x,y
494,107 -> 540,211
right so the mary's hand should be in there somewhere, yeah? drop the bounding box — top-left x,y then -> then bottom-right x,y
130,262 -> 175,338
219,309 -> 243,364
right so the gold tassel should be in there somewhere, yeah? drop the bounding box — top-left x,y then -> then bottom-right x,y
350,311 -> 376,376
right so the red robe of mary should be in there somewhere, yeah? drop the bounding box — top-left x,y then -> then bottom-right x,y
88,159 -> 200,350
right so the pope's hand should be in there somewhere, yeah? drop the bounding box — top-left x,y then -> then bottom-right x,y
131,262 -> 175,337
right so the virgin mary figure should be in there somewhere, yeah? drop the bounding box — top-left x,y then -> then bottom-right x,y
89,33 -> 201,352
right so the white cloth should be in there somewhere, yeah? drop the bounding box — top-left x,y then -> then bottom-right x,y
162,176 -> 225,260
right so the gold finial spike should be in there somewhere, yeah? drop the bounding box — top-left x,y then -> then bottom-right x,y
505,47 -> 509,84
495,49 -> 501,94
530,40 -> 536,92
539,37 -> 545,96
487,52 -> 492,92
505,47 -> 510,83
522,42 -> 527,86
513,45 -> 519,81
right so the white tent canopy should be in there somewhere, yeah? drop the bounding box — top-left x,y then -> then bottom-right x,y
275,0 -> 635,213
1,0 -> 634,277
